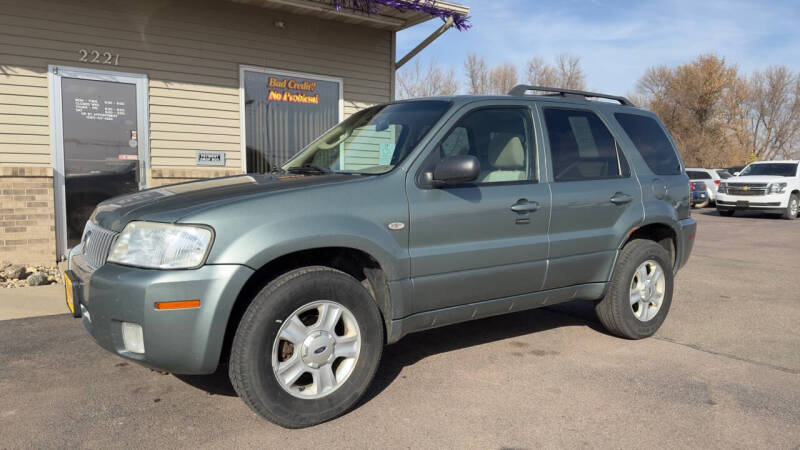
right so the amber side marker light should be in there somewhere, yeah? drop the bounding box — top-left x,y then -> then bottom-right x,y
155,300 -> 201,310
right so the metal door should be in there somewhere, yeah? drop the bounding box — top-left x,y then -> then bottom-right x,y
50,66 -> 149,256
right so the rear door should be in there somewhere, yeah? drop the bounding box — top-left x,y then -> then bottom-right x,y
539,104 -> 643,289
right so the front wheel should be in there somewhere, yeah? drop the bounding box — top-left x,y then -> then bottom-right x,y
782,194 -> 799,220
229,266 -> 384,428
595,239 -> 674,339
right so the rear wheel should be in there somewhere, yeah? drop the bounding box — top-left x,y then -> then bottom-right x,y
596,239 -> 673,339
229,266 -> 384,428
782,194 -> 799,220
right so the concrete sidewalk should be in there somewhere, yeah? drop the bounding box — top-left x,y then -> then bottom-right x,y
0,284 -> 68,320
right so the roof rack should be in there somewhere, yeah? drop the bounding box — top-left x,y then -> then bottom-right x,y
508,85 -> 634,106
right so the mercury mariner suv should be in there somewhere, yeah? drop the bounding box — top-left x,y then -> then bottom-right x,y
716,160 -> 800,219
64,86 -> 696,428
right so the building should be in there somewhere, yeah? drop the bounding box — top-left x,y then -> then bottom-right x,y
0,0 -> 468,265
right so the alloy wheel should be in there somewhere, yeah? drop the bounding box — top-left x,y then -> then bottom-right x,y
271,300 -> 361,399
629,260 -> 666,322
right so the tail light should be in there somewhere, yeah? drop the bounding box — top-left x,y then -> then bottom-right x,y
690,182 -> 695,190
714,179 -> 721,186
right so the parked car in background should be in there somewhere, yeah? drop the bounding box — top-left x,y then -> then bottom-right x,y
64,86 -> 696,428
691,180 -> 709,208
686,168 -> 732,206
717,160 -> 800,219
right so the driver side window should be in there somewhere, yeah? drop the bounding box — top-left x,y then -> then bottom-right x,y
434,108 -> 536,184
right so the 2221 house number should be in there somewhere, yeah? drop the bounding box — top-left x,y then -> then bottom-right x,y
78,49 -> 120,66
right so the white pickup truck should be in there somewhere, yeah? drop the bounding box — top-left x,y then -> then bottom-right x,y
716,160 -> 800,219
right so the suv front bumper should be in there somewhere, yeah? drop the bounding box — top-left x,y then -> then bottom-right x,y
68,252 -> 253,374
716,192 -> 788,210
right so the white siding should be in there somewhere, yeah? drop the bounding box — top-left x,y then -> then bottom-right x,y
0,0 -> 393,170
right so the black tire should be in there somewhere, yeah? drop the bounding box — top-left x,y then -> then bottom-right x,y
782,193 -> 799,220
717,208 -> 735,217
692,198 -> 709,209
595,239 -> 674,340
229,266 -> 384,428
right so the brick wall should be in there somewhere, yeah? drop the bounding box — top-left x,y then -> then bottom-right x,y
148,168 -> 244,188
0,167 -> 56,265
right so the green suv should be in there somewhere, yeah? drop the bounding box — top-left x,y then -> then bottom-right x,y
65,86 -> 696,428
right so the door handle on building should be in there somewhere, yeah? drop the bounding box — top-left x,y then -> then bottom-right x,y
510,199 -> 539,213
610,192 -> 633,205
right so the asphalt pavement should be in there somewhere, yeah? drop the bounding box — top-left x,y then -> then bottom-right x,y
1,209 -> 798,449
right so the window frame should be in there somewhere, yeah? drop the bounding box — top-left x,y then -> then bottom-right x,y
541,106 -> 632,183
415,104 -> 540,189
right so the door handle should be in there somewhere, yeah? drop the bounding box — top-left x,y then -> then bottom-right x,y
511,199 -> 540,213
610,192 -> 633,205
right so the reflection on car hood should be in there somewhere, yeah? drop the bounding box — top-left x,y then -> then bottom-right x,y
90,173 -> 357,231
726,175 -> 791,184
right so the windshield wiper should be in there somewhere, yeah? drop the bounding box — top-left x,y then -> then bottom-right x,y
287,164 -> 330,175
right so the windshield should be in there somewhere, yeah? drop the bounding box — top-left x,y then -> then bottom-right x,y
282,101 -> 451,175
739,163 -> 798,177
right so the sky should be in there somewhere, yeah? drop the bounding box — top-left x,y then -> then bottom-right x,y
396,0 -> 800,96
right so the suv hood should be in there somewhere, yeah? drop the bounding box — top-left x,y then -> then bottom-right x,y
726,175 -> 790,184
90,174 -> 357,232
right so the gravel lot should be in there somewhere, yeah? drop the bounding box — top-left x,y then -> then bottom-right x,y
1,209 -> 798,449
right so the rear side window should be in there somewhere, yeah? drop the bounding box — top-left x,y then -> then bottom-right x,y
687,170 -> 711,180
543,108 -> 630,182
615,113 -> 682,175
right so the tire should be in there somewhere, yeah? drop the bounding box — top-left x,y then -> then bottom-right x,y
595,239 -> 674,340
692,198 -> 709,209
782,193 -> 799,220
717,209 -> 735,217
229,266 -> 384,428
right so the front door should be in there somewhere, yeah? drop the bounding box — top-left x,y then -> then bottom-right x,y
51,67 -> 148,256
406,104 -> 550,314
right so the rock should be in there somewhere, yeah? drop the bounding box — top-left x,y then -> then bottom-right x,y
0,260 -> 10,271
26,272 -> 50,286
3,265 -> 27,281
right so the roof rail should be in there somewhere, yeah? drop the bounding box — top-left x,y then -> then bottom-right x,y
508,85 -> 634,106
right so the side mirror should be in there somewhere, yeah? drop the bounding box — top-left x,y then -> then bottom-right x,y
431,155 -> 480,187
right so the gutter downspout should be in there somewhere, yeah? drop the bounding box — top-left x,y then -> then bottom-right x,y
395,16 -> 455,70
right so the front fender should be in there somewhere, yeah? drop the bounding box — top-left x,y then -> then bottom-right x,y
211,214 -> 409,281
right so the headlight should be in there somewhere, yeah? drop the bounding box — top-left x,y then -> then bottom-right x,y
718,182 -> 727,194
107,221 -> 213,269
767,182 -> 787,194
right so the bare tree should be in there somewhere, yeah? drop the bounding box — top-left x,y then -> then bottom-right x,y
464,53 -> 490,94
555,54 -> 586,90
396,59 -> 458,99
746,66 -> 800,160
526,57 -> 558,87
525,54 -> 586,90
489,63 -> 518,94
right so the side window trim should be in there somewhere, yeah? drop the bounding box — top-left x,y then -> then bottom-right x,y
541,105 -> 632,182
415,104 -> 539,188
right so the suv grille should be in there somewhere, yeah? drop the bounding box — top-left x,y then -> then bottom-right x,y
81,222 -> 119,268
727,183 -> 767,196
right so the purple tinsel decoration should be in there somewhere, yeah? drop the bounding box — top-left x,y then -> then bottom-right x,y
329,0 -> 471,30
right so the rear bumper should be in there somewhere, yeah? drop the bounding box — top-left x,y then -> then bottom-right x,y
69,252 -> 253,374
675,217 -> 696,272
